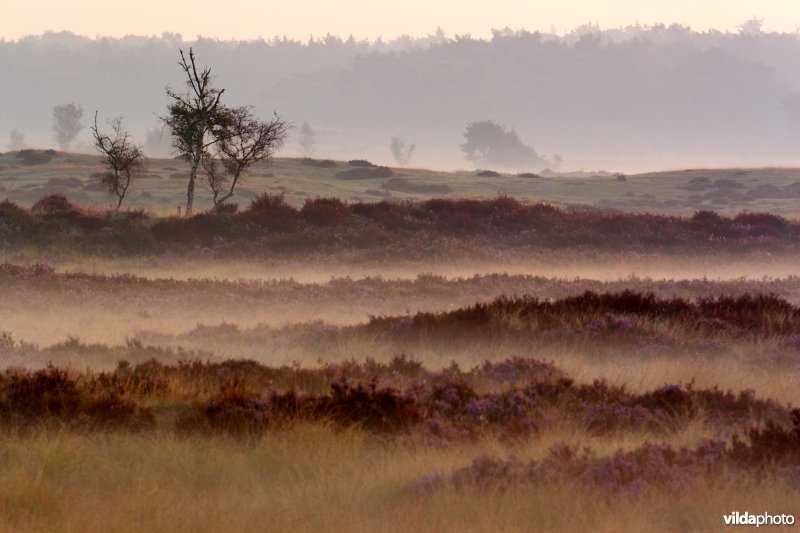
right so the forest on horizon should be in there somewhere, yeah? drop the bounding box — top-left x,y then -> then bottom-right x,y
4,22 -> 800,171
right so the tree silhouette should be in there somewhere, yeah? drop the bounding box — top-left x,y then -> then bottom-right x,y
206,106 -> 287,206
298,122 -> 316,157
143,126 -> 175,157
162,48 -> 229,216
8,129 -> 27,151
390,135 -> 415,166
460,120 -> 548,169
90,112 -> 146,210
52,103 -> 84,150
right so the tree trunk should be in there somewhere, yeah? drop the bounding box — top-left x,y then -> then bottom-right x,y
186,151 -> 201,216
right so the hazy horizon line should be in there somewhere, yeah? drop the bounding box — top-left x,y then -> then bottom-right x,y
3,18 -> 796,44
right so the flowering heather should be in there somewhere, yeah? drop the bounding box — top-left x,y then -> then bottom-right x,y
0,357 -> 792,447
367,290 -> 800,341
30,193 -> 79,215
8,263 -> 800,353
413,426 -> 800,495
475,357 -> 567,385
5,195 -> 800,257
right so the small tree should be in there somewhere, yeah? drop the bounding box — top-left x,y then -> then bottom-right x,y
207,106 -> 288,205
461,119 -> 548,169
297,122 -> 316,157
162,48 -> 229,216
90,112 -> 146,210
390,135 -> 415,166
8,129 -> 28,151
143,126 -> 175,157
53,103 -> 84,150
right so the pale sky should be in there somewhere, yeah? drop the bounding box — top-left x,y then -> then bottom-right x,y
3,0 -> 800,41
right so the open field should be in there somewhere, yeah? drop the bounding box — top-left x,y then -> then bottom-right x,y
3,427 -> 796,532
0,353 -> 797,532
4,150 -> 800,216
2,159 -> 800,531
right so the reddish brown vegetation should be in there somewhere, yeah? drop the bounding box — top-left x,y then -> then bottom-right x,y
0,352 -> 796,493
367,290 -> 800,342
0,357 -> 793,447
3,195 -> 800,256
0,365 -> 154,430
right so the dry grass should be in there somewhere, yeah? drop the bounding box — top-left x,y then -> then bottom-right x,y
0,424 -> 794,532
2,186 -> 800,530
5,152 -> 800,217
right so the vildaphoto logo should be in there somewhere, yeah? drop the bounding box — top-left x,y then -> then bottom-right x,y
723,512 -> 795,527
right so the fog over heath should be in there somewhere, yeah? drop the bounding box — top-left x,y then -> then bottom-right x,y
4,24 -> 800,171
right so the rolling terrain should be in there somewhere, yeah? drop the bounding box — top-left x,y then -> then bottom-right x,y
1,151 -> 799,531
4,150 -> 800,216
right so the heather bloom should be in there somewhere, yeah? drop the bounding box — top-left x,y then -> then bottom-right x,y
582,404 -> 672,435
420,413 -> 473,447
476,357 -> 565,384
411,437 -> 754,496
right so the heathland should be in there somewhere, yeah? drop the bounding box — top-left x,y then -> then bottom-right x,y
4,150 -> 800,216
1,151 -> 799,532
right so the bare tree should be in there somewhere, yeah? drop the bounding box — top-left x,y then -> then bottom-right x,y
207,106 -> 288,205
297,121 -> 316,157
390,135 -> 415,166
8,129 -> 28,151
91,112 -> 146,210
162,48 -> 228,216
53,103 -> 84,150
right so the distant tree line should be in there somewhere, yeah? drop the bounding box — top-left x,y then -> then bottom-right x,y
4,26 -> 800,162
6,24 -> 800,178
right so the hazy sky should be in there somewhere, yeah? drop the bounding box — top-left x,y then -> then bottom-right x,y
3,0 -> 800,41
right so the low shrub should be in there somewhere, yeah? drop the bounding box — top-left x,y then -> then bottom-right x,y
302,158 -> 337,168
300,197 -> 351,226
177,381 -> 271,436
31,193 -> 79,215
0,366 -> 154,430
370,291 -> 800,340
241,192 -> 299,231
16,149 -> 55,165
313,378 -> 420,433
412,430 -> 800,494
0,199 -> 30,221
210,202 -> 239,216
335,166 -> 394,180
733,212 -> 787,236
6,194 -> 800,256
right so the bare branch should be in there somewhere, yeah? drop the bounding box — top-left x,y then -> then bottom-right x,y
91,111 -> 146,210
209,107 -> 288,205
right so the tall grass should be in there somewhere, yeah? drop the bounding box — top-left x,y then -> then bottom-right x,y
0,426 -> 795,532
